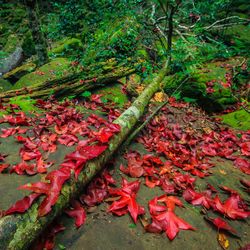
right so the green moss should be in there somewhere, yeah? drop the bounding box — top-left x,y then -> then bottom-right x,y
164,59 -> 239,111
221,109 -> 250,131
49,38 -> 83,57
3,34 -> 21,54
14,58 -> 72,88
93,82 -> 128,107
0,79 -> 13,92
3,62 -> 36,80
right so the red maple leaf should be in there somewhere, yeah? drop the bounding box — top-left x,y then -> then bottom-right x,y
205,216 -> 237,234
65,200 -> 86,228
183,188 -> 213,209
0,164 -> 10,173
5,193 -> 40,215
146,195 -> 195,240
108,178 -> 145,223
213,194 -> 250,219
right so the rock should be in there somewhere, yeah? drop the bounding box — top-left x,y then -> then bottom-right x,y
0,34 -> 24,75
164,59 -> 239,112
14,58 -> 72,88
0,47 -> 24,75
49,38 -> 83,57
3,62 -> 36,83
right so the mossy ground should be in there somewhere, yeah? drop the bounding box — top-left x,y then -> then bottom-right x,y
220,109 -> 250,131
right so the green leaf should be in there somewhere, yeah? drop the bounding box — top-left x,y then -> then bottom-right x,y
129,223 -> 136,229
172,92 -> 181,100
58,244 -> 66,250
183,97 -> 197,103
81,91 -> 91,97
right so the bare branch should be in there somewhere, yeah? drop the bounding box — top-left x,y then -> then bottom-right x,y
204,16 -> 250,30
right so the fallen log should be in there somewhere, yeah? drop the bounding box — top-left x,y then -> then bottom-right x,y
0,61 -> 170,250
0,63 -> 135,101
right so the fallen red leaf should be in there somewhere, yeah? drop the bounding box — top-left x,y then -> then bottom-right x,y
205,216 -> 237,234
213,194 -> 250,219
65,200 -> 86,228
5,193 -> 40,215
108,178 -> 145,223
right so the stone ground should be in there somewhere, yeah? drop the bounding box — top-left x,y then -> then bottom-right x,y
0,84 -> 249,250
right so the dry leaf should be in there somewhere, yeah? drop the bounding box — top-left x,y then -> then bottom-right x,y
139,216 -> 149,228
203,127 -> 212,134
135,85 -> 145,94
219,169 -> 227,175
104,196 -> 120,202
153,92 -> 165,102
218,233 -> 229,250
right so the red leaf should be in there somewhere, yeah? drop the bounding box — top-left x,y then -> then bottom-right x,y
19,182 -> 51,194
78,145 -> 107,160
11,161 -> 36,175
183,188 -> 212,209
0,164 -> 10,173
146,195 -> 195,240
108,179 -> 144,223
213,194 -> 250,219
37,157 -> 53,174
240,142 -> 250,156
58,134 -> 78,146
65,200 -> 86,228
0,127 -> 17,138
205,217 -> 237,234
20,148 -> 42,161
155,210 -> 195,240
94,127 -> 113,143
234,158 -> 250,174
5,193 -> 40,215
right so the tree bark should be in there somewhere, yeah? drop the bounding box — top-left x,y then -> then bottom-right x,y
0,64 -> 135,101
24,0 -> 49,66
0,62 -> 171,250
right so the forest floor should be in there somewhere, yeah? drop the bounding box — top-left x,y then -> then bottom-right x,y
0,82 -> 249,250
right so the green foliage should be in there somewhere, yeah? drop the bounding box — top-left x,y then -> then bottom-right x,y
82,16 -> 141,65
9,96 -> 39,112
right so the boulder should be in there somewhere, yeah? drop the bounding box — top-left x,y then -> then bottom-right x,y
3,62 -> 36,83
14,58 -> 72,88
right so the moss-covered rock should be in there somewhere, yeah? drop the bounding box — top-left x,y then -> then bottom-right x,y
3,34 -> 22,54
0,79 -> 13,92
220,109 -> 250,131
3,62 -> 36,82
164,59 -> 240,112
49,38 -> 83,57
14,58 -> 72,88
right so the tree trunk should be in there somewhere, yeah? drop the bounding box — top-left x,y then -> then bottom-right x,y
0,64 -> 135,101
24,0 -> 48,66
0,62 -> 170,250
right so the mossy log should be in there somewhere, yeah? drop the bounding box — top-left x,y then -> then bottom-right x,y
0,64 -> 136,101
0,62 -> 171,250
